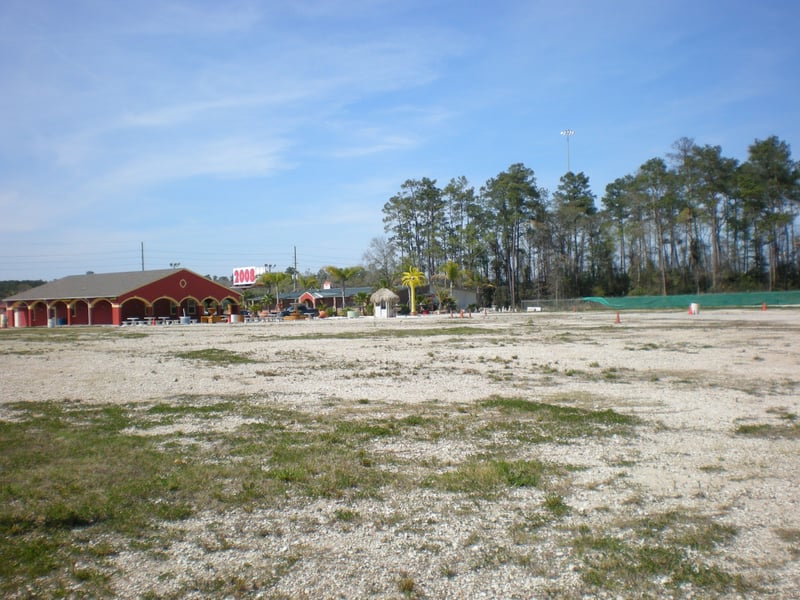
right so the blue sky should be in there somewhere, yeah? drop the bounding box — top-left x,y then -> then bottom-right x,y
1,0 -> 798,281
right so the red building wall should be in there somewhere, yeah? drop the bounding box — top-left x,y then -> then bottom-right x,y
4,269 -> 241,327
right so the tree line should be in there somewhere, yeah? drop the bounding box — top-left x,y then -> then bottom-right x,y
377,135 -> 800,307
0,280 -> 46,298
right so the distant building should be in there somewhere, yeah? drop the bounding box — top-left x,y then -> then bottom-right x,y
296,285 -> 374,312
2,268 -> 242,327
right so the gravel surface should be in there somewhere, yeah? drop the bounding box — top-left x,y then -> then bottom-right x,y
1,309 -> 799,598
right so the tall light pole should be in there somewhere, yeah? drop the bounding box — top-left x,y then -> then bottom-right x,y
560,129 -> 574,173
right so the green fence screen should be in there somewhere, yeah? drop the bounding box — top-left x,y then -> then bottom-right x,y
582,291 -> 800,310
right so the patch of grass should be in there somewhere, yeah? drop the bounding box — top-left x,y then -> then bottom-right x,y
398,414 -> 428,427
699,464 -> 725,473
1,398 -> 421,596
766,407 -> 798,421
426,457 -> 559,497
479,396 -> 639,442
147,400 -> 237,416
0,347 -> 48,356
291,325 -> 500,340
543,492 -> 570,516
508,512 -> 552,544
174,347 -> 255,365
573,511 -> 749,595
0,402 -> 205,596
328,420 -> 398,441
440,563 -> 458,578
333,508 -> 359,522
0,327 -> 142,343
397,572 -> 416,596
563,368 -> 585,377
0,390 -> 741,598
734,422 -> 800,438
265,440 -> 390,499
775,528 -> 800,558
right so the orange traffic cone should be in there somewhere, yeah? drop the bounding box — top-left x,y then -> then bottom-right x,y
761,302 -> 767,311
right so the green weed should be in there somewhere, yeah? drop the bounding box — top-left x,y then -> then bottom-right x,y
397,572 -> 416,596
174,347 -> 255,364
734,422 -> 800,438
573,511 -> 749,595
426,457 -> 558,497
286,326 -> 498,340
543,493 -> 570,516
480,396 -> 639,442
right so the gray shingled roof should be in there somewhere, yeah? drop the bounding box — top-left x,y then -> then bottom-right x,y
301,286 -> 373,299
4,269 -> 179,301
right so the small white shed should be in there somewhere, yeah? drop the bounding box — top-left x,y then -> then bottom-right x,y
370,288 -> 400,318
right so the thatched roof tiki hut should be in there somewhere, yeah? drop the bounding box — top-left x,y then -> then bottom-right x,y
370,288 -> 400,318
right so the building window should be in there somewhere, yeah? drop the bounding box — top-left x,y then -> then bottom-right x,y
187,299 -> 196,315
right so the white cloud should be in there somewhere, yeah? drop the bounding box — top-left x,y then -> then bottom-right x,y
331,134 -> 419,159
86,136 -> 292,195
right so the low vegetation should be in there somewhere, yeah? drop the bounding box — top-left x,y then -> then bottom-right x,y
0,327 -> 145,344
479,395 -> 640,442
174,348 -> 255,365
572,511 -> 750,594
285,325 -> 500,340
0,390 -> 753,598
734,408 -> 799,438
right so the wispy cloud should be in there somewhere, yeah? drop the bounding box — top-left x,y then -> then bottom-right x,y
120,97 -> 265,129
331,134 -> 419,159
87,136 -> 291,194
2,0 -> 797,280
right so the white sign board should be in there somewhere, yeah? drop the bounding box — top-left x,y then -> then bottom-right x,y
232,266 -> 267,287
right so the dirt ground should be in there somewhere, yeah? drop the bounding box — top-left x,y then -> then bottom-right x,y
1,308 -> 798,598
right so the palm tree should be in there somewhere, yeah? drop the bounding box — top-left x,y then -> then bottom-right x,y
259,272 -> 290,311
351,291 -> 371,314
401,266 -> 426,315
442,260 -> 460,298
296,273 -> 319,290
260,293 -> 275,312
325,265 -> 364,310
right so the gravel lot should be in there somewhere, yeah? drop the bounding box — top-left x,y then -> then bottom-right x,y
1,309 -> 798,598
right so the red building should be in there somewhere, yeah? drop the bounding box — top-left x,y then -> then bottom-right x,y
2,268 -> 242,327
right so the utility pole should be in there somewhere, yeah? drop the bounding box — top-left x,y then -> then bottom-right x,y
560,129 -> 574,173
141,242 -> 144,271
293,246 -> 298,291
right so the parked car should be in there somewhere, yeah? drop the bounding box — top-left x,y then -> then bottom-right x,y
279,304 -> 319,318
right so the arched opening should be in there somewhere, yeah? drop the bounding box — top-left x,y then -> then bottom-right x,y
30,302 -> 48,327
91,299 -> 114,325
177,297 -> 200,320
120,298 -> 148,320
49,300 -> 69,326
152,297 -> 178,319
70,300 -> 90,325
